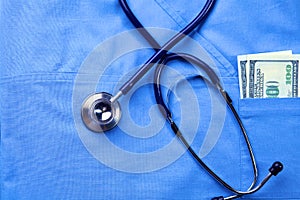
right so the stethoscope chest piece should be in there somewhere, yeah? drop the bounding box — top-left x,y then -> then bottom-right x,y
81,92 -> 121,132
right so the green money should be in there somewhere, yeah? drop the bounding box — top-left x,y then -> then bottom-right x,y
237,51 -> 293,99
249,59 -> 299,98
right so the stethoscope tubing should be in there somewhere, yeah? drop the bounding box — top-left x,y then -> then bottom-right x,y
118,0 -> 260,197
111,0 -> 283,199
114,0 -> 216,97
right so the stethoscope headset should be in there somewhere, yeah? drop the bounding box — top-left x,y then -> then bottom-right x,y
81,0 -> 284,199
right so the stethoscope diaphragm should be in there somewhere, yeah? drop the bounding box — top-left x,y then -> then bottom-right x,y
81,92 -> 121,132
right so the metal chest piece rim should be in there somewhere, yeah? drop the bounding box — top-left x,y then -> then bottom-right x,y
81,92 -> 121,133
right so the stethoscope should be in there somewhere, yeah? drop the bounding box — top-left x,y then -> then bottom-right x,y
80,0 -> 283,199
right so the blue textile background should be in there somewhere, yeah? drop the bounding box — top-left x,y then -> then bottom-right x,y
1,0 -> 300,199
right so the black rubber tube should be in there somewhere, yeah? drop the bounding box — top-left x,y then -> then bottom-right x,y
118,0 -> 215,94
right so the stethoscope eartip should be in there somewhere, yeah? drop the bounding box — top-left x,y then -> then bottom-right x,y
81,92 -> 121,133
269,161 -> 283,176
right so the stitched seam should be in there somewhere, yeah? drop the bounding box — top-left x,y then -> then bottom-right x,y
154,0 -> 237,77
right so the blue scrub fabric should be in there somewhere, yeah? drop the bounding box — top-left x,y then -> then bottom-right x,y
1,0 -> 300,199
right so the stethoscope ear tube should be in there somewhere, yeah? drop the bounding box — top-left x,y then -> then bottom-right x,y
153,52 -> 221,119
154,54 -> 283,200
153,51 -> 284,200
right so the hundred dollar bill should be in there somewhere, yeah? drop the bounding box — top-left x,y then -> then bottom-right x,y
237,51 -> 292,98
248,56 -> 299,98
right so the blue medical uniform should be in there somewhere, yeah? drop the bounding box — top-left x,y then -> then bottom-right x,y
1,0 -> 300,199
